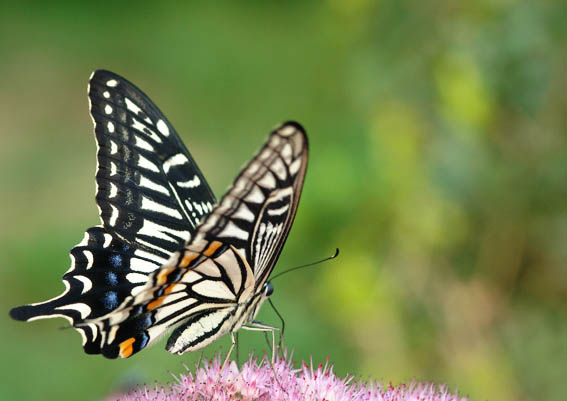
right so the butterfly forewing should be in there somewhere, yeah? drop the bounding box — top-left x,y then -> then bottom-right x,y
10,71 -> 217,354
83,122 -> 308,358
197,122 -> 308,288
89,70 -> 216,256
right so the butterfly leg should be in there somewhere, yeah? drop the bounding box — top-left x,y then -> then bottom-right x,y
241,321 -> 287,394
221,332 -> 237,371
235,331 -> 240,366
197,349 -> 204,370
241,321 -> 279,364
205,333 -> 237,401
267,298 -> 286,358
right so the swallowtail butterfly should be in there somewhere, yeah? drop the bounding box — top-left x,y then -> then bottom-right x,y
10,70 -> 308,359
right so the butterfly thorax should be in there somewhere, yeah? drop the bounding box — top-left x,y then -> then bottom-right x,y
231,280 -> 274,332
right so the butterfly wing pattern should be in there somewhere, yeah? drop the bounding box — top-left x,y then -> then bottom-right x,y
80,122 -> 308,358
10,70 -> 309,360
10,70 -> 217,354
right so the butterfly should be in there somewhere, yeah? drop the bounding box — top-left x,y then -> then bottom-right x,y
10,70 -> 308,359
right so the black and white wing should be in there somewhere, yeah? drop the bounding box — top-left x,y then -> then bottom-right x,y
10,70 -> 216,354
196,121 -> 308,289
89,70 -> 216,254
81,122 -> 308,358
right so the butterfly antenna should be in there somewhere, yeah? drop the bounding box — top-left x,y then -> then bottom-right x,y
270,248 -> 339,281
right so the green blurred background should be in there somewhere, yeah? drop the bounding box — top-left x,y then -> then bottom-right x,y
1,2 -> 565,400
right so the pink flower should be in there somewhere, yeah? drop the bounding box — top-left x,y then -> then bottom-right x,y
112,354 -> 467,401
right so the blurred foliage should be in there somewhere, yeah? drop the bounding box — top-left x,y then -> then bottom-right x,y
1,1 -> 565,401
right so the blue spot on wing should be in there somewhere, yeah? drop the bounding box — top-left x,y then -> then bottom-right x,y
110,254 -> 123,268
138,332 -> 149,348
106,272 -> 118,286
103,291 -> 118,310
139,314 -> 153,329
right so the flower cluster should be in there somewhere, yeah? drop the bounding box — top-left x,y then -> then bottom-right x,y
113,354 -> 467,401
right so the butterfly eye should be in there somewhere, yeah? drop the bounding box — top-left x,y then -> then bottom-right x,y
264,281 -> 274,297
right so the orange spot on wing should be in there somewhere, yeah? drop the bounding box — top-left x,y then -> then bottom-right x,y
147,296 -> 164,311
164,284 -> 177,294
119,337 -> 136,358
156,267 -> 174,285
203,241 -> 223,257
179,252 -> 199,268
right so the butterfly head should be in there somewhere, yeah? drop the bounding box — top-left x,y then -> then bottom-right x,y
264,281 -> 274,297
242,281 -> 275,326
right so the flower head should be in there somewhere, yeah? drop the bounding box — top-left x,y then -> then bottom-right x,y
113,353 -> 467,401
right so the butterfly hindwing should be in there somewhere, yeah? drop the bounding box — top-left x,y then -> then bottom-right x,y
10,71 -> 217,354
86,238 -> 248,358
81,122 -> 308,358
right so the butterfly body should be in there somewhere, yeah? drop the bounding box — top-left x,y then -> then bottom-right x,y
10,70 -> 308,359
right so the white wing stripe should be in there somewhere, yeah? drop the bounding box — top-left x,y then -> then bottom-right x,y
246,185 -> 265,203
133,249 -> 167,264
103,233 -> 113,247
130,257 -> 160,273
137,219 -> 188,243
141,197 -> 183,219
137,155 -> 160,173
154,298 -> 197,323
163,153 -> 190,173
157,120 -> 170,136
192,280 -> 234,300
280,143 -> 293,164
279,125 -> 296,136
289,158 -> 302,175
177,175 -> 201,188
132,118 -> 162,143
135,136 -> 154,152
267,204 -> 290,216
56,303 -> 91,319
109,204 -> 119,226
167,310 -> 230,354
84,250 -> 94,269
110,140 -> 118,154
109,182 -> 118,198
125,273 -> 148,283
181,271 -> 202,283
232,203 -> 255,222
125,97 -> 143,115
139,176 -> 170,196
74,276 -> 93,294
218,221 -> 249,241
271,157 -> 287,180
257,170 -> 276,189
